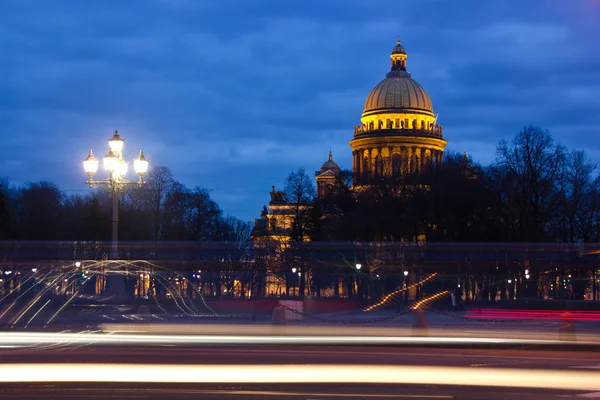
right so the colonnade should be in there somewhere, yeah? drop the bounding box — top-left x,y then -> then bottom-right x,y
352,146 -> 443,179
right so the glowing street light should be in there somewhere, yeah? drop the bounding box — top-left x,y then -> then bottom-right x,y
356,264 -> 362,270
83,130 -> 149,260
292,268 -> 297,273
403,270 -> 409,276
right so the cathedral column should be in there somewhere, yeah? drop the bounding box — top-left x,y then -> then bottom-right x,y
400,147 -> 407,175
355,150 -> 362,184
351,151 -> 356,184
426,149 -> 433,170
406,147 -> 413,174
409,147 -> 416,174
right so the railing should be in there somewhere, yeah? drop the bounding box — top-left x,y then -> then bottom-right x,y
354,125 -> 443,138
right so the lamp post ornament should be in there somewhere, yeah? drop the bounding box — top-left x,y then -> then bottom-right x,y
83,130 -> 149,260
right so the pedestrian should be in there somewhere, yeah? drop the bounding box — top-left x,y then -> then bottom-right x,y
451,292 -> 456,311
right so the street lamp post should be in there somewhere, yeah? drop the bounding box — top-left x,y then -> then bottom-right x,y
83,130 -> 149,293
403,270 -> 409,302
355,264 -> 362,299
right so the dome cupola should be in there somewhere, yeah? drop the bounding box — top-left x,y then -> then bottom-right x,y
349,36 -> 447,187
320,151 -> 340,173
362,37 -> 433,117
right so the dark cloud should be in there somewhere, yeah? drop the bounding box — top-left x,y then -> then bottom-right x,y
0,0 -> 598,220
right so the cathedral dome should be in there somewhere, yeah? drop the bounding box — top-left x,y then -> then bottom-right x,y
391,42 -> 406,55
362,39 -> 434,117
363,75 -> 433,115
320,151 -> 340,172
350,37 -> 447,188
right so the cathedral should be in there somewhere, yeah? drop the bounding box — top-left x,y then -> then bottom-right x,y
254,38 -> 447,239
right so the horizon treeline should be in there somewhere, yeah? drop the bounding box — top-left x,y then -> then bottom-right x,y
284,125 -> 600,243
0,166 -> 252,243
1,125 -> 599,244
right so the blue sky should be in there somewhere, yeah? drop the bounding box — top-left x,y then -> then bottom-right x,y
1,0 -> 599,221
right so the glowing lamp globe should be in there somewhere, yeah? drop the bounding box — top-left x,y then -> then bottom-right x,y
108,130 -> 124,155
103,150 -> 118,172
116,158 -> 128,177
134,150 -> 149,175
83,150 -> 99,175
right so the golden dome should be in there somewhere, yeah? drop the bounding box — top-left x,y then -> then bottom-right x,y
349,37 -> 447,188
362,39 -> 434,117
363,75 -> 433,115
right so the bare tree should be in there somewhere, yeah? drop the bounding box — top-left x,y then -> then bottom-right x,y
495,126 -> 565,241
144,166 -> 175,240
0,179 -> 12,239
283,168 -> 315,242
552,150 -> 597,242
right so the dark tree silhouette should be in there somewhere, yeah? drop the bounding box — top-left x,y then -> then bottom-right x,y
283,168 -> 315,242
495,126 -> 565,241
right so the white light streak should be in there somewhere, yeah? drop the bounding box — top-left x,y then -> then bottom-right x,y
0,364 -> 598,391
0,331 -> 579,347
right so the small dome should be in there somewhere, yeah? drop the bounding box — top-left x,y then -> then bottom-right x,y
363,75 -> 433,115
391,41 -> 406,55
321,152 -> 340,172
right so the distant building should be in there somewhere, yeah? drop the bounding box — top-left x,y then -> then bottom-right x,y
254,38 -> 447,240
351,38 -> 447,185
252,151 -> 341,241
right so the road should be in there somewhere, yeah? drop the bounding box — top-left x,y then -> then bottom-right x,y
1,343 -> 600,399
0,383 -> 596,400
1,344 -> 600,370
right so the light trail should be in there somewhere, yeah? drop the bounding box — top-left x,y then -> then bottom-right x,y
0,364 -> 599,391
412,290 -> 449,310
364,273 -> 437,312
0,331 -> 581,346
24,299 -> 51,328
466,309 -> 600,321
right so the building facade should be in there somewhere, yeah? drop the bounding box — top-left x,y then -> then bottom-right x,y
350,39 -> 447,186
254,38 -> 447,239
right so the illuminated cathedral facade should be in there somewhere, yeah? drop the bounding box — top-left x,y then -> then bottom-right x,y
254,38 -> 447,239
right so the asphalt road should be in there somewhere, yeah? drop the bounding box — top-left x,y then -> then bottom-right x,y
1,344 -> 600,399
0,383 -> 597,400
1,345 -> 599,370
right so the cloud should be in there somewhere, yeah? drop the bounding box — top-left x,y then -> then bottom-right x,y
0,0 -> 599,221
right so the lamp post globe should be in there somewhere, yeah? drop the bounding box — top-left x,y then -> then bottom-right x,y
83,150 -> 99,178
108,130 -> 124,155
134,150 -> 149,177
